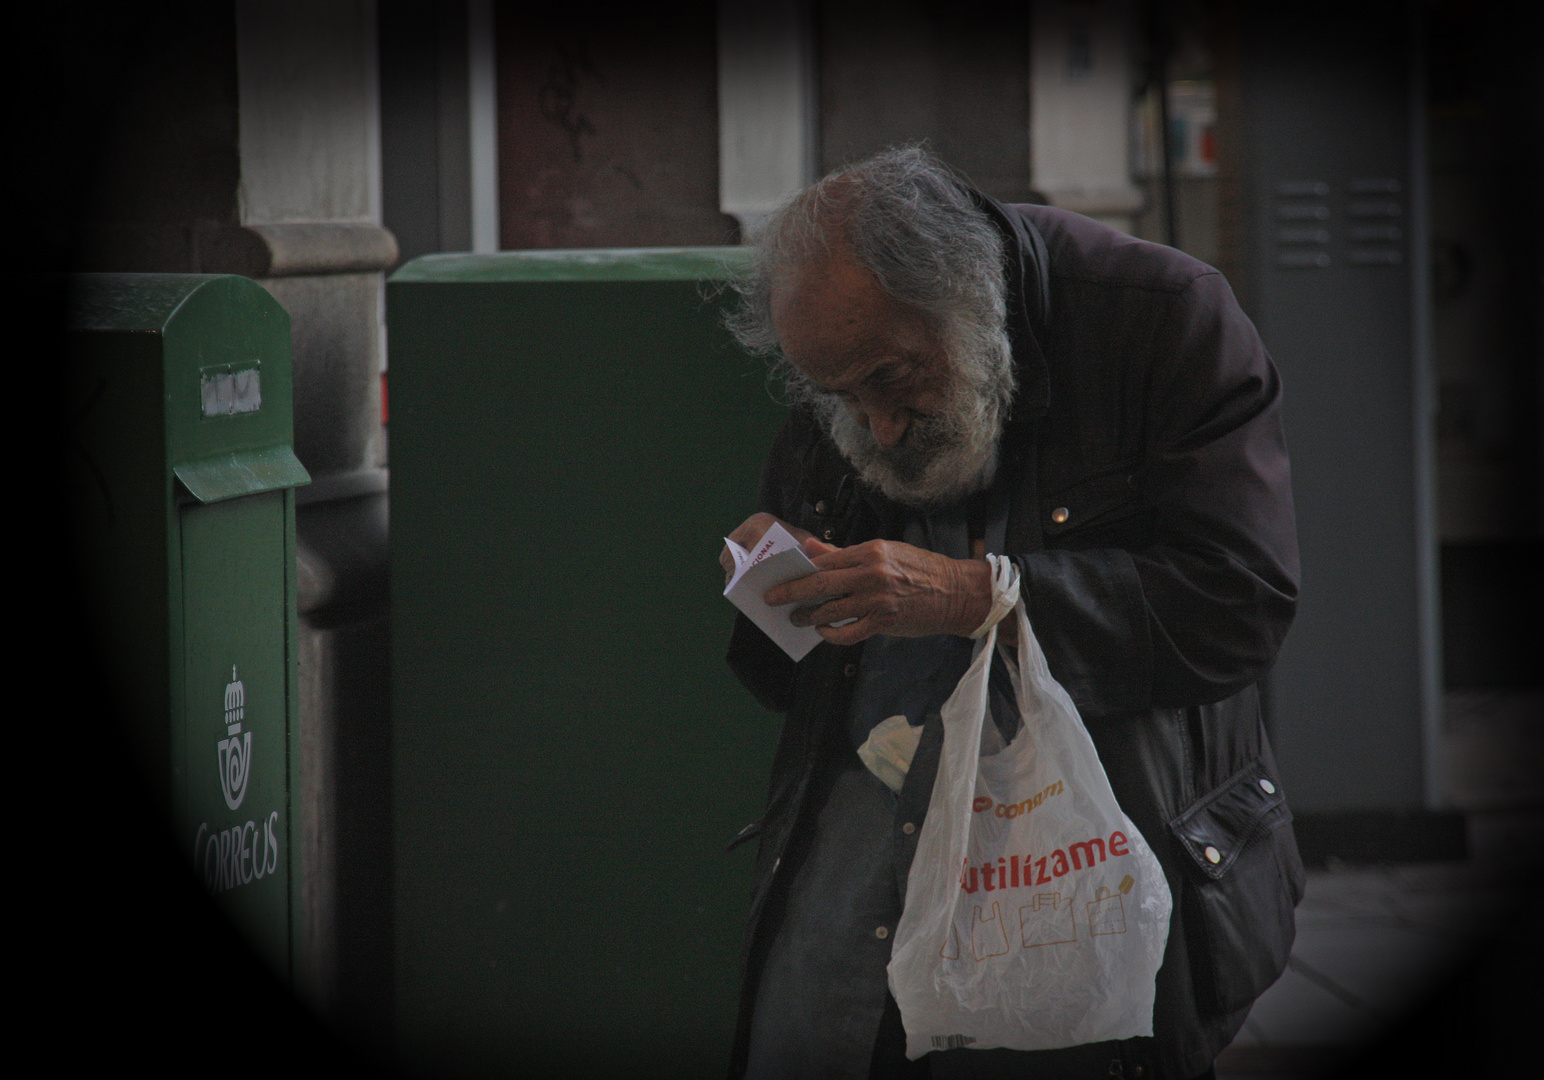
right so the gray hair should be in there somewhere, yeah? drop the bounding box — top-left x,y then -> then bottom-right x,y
725,146 -> 1010,388
725,146 -> 1016,506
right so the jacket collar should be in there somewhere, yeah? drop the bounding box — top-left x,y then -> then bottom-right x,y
969,190 -> 1051,424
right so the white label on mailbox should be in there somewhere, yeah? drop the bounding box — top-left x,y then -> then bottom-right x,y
201,365 -> 262,417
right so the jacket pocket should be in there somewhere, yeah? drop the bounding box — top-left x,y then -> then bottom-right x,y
1169,761 -> 1306,1017
1041,459 -> 1145,542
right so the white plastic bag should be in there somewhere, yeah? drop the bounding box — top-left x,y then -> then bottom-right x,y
887,600 -> 1172,1058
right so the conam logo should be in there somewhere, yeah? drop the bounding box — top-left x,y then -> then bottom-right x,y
973,780 -> 1065,819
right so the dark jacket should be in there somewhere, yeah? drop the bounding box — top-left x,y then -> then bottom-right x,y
726,200 -> 1306,1080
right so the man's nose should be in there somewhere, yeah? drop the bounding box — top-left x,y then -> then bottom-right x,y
850,397 -> 910,448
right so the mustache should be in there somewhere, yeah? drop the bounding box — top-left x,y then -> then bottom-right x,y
784,324 -> 1015,507
818,388 -> 1000,507
869,411 -> 958,479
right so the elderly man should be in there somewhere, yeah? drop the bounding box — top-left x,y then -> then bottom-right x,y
720,148 -> 1304,1080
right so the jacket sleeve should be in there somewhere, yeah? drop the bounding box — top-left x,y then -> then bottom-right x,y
1016,271 -> 1300,714
723,414 -> 811,713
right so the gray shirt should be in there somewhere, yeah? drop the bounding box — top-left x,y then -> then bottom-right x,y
744,503 -> 1008,1078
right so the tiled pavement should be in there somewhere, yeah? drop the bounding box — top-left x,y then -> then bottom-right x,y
1216,692 -> 1544,1079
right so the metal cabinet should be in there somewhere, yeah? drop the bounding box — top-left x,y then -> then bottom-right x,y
388,248 -> 785,1074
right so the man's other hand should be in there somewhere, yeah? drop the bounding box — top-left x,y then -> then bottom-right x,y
765,537 -> 994,644
721,513 -> 815,585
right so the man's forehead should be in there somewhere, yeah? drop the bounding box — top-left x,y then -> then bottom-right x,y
771,244 -> 871,313
771,254 -> 931,378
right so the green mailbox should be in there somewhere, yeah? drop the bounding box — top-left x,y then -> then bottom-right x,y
66,274 -> 309,978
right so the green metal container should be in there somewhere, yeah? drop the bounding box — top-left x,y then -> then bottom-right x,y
66,274 -> 309,978
389,248 -> 786,1075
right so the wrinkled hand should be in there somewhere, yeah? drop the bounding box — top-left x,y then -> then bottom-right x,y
764,537 -> 994,645
720,513 -> 813,585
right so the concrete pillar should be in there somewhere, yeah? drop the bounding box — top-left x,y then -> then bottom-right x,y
234,0 -> 390,476
716,0 -> 818,237
1029,0 -> 1144,232
468,0 -> 500,254
379,0 -> 500,264
231,0 -> 394,1031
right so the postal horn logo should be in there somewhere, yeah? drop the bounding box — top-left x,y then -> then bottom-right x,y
219,665 -> 253,811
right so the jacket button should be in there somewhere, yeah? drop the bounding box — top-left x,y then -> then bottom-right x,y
815,500 -> 828,514
1051,506 -> 1069,524
902,822 -> 916,835
875,926 -> 889,939
823,528 -> 835,540
1259,778 -> 1277,794
1204,845 -> 1222,864
844,663 -> 858,677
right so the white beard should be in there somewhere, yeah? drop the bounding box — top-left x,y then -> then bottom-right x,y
812,335 -> 1015,508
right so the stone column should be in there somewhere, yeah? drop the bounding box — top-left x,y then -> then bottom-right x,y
716,0 -> 818,237
231,0 -> 394,1031
1029,0 -> 1144,232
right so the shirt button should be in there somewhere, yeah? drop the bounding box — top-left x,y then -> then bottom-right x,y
844,663 -> 858,677
1259,778 -> 1277,794
902,822 -> 916,835
1051,507 -> 1070,524
823,528 -> 835,540
875,926 -> 889,940
1204,845 -> 1222,864
815,500 -> 828,514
